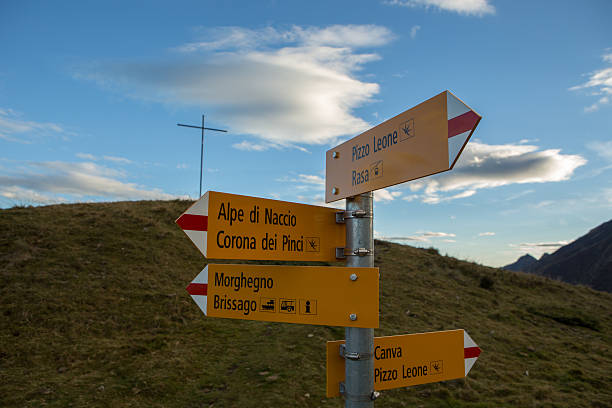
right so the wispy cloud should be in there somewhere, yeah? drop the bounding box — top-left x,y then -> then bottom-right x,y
0,160 -> 185,205
406,141 -> 586,204
76,153 -> 133,164
0,108 -> 66,144
384,0 -> 495,16
178,25 -> 394,52
296,194 -> 346,209
504,189 -> 535,201
379,231 -> 456,242
478,232 -> 495,236
232,141 -> 269,152
410,25 -> 421,39
587,140 -> 612,162
511,241 -> 569,259
77,24 -> 394,149
276,174 -> 328,198
374,189 -> 402,202
570,51 -> 612,112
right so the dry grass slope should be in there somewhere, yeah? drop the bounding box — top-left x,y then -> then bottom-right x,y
1,201 -> 611,407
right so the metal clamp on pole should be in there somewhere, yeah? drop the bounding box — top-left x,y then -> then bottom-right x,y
336,209 -> 373,224
336,247 -> 372,259
352,248 -> 371,256
339,383 -> 377,403
340,344 -> 372,361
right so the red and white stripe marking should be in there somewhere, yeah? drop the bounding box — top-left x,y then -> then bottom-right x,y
463,330 -> 481,376
186,266 -> 209,315
176,194 -> 209,257
447,92 -> 481,168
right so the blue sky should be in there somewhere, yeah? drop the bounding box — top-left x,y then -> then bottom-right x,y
1,0 -> 610,267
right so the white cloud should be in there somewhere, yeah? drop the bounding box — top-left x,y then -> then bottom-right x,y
276,173 -> 325,187
295,194 -> 346,209
504,189 -> 535,201
0,108 -> 65,144
78,25 -> 392,149
374,189 -> 402,202
570,52 -> 612,112
410,25 -> 421,39
0,186 -> 67,206
178,25 -> 394,52
511,241 -> 569,259
103,155 -> 132,164
587,140 -> 612,162
0,160 -> 185,204
232,141 -> 269,151
76,152 -> 96,160
407,141 -> 587,204
379,231 -> 456,242
385,0 -> 495,16
296,174 -> 325,186
76,153 -> 133,164
478,232 -> 495,236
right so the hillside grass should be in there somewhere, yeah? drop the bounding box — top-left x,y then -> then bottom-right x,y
1,200 -> 611,407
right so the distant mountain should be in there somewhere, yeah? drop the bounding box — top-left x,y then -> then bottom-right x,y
504,220 -> 612,292
503,254 -> 537,271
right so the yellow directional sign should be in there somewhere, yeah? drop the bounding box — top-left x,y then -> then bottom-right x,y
177,191 -> 345,261
187,264 -> 379,328
325,91 -> 481,202
326,330 -> 481,397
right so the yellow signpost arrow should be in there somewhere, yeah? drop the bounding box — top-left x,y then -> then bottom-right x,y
325,90 -> 481,202
187,264 -> 379,328
326,329 -> 481,397
177,191 -> 345,262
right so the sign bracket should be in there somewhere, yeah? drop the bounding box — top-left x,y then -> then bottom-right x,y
339,383 -> 380,402
336,210 -> 372,224
339,344 -> 372,361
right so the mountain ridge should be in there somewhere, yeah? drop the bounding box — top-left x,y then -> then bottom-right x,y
503,220 -> 612,292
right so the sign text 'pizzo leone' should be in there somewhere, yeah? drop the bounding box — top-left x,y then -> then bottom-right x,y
326,90 -> 481,202
177,191 -> 345,262
326,329 -> 481,397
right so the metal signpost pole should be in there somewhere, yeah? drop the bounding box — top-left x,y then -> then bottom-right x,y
344,192 -> 375,407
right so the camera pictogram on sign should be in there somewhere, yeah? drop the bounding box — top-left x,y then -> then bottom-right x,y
370,160 -> 383,179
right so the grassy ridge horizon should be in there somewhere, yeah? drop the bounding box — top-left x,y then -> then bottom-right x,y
1,200 -> 611,407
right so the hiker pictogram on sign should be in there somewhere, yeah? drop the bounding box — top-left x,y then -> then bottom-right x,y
299,299 -> 317,315
399,119 -> 415,141
304,237 -> 321,252
429,360 -> 443,375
